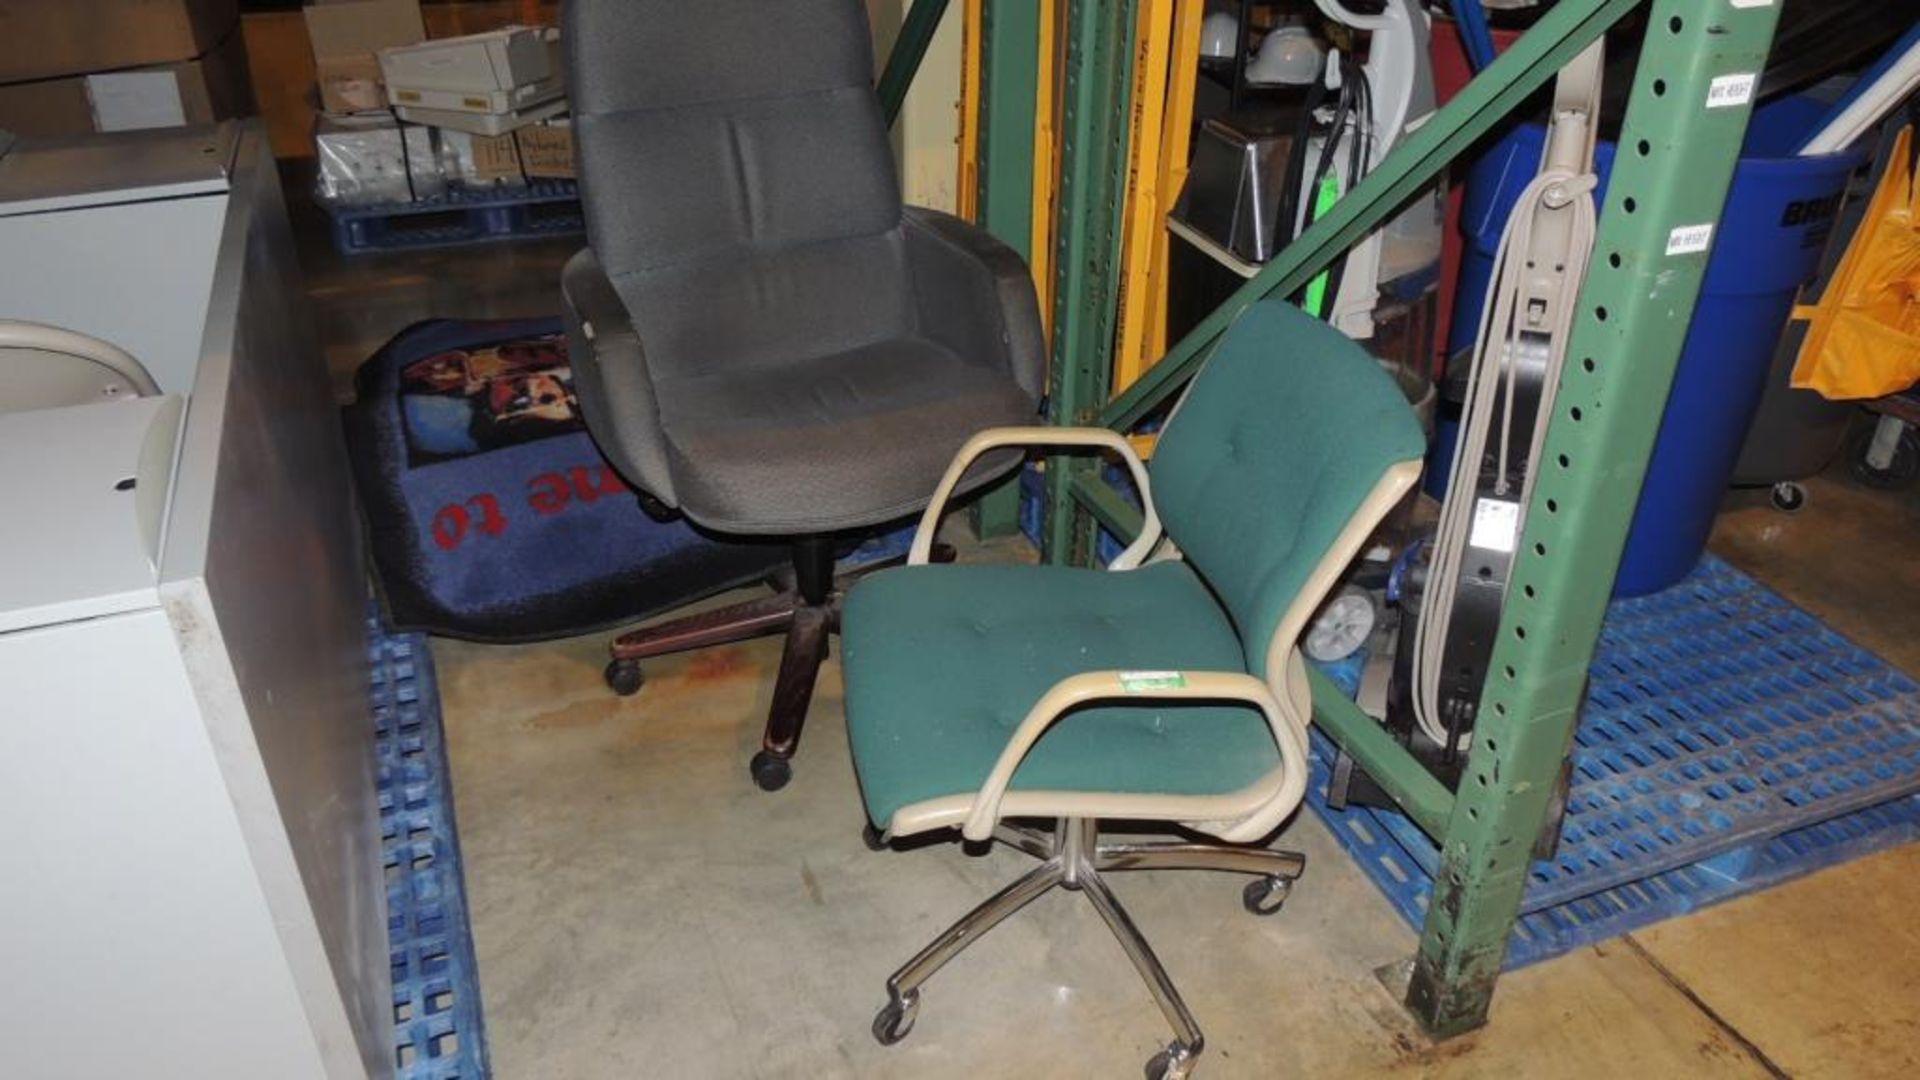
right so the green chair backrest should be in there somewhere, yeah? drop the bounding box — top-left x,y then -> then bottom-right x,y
1148,300 -> 1426,677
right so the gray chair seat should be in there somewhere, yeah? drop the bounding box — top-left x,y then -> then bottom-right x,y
654,337 -> 1035,533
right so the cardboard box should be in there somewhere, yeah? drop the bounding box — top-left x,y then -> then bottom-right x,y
380,26 -> 557,95
0,0 -> 238,86
315,55 -> 387,115
392,97 -> 566,137
436,128 -> 529,190
388,79 -> 561,117
515,123 -> 573,180
380,27 -> 563,117
469,133 -> 525,183
0,29 -> 253,138
305,0 -> 425,114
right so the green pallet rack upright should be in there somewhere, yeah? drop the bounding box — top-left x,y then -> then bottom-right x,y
1402,0 -> 1782,1036
972,0 -> 1045,538
1042,0 -> 1142,564
882,0 -> 1043,539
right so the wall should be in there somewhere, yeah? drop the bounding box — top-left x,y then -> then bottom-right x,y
868,0 -> 963,212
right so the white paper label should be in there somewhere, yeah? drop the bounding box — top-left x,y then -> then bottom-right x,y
1707,73 -> 1757,109
1666,224 -> 1715,256
1729,0 -> 1773,8
86,71 -> 186,132
1469,498 -> 1521,555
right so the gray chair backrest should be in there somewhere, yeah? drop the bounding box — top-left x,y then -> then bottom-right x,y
565,0 -> 914,376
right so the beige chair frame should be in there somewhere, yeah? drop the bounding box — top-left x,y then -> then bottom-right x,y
1,320 -> 161,414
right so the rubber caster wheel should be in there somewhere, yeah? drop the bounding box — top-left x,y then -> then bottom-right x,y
862,823 -> 888,851
1145,1042 -> 1196,1080
1769,481 -> 1806,514
871,992 -> 918,1046
1851,424 -> 1920,491
749,750 -> 792,792
634,491 -> 678,523
1242,875 -> 1293,916
604,659 -> 645,697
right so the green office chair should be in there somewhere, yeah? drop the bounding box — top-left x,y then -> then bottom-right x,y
840,300 -> 1426,1079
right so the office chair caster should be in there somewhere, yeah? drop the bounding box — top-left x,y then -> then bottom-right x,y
861,823 -> 888,851
1241,875 -> 1293,916
634,490 -> 678,523
1145,1041 -> 1197,1080
1769,481 -> 1806,513
604,659 -> 645,697
1851,420 -> 1920,491
749,750 -> 792,792
871,991 -> 918,1046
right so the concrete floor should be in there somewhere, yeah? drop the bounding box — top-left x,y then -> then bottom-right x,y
299,212 -> 1920,1078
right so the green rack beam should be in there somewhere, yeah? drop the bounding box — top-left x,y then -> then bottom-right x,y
1406,0 -> 1782,1036
977,1 -> 1042,256
1314,678 -> 1456,836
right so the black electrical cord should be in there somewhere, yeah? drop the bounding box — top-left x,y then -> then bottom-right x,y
397,117 -> 420,204
1293,57 -> 1370,316
1275,73 -> 1331,251
1321,62 -> 1371,311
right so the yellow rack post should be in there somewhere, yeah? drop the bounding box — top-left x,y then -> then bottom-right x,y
1146,0 -> 1204,366
957,0 -> 984,221
1028,0 -> 1061,338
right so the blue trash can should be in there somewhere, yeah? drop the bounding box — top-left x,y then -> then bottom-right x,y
1448,96 -> 1865,596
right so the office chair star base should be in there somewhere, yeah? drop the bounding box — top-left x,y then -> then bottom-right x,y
868,818 -> 1305,1078
602,537 -> 952,791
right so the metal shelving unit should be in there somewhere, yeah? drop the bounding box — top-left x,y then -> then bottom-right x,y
880,0 -> 1784,1037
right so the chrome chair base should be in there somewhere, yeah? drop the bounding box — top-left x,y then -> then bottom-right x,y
869,819 -> 1306,1079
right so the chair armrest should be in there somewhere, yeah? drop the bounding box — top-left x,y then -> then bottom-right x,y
901,207 -> 1046,400
560,249 -> 677,504
909,426 -> 1161,569
958,670 -> 1311,842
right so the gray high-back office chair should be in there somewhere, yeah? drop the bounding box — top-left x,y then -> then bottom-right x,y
560,0 -> 1044,790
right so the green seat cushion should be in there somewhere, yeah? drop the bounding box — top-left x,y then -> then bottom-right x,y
841,560 -> 1279,827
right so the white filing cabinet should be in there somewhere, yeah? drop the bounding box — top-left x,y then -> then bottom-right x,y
0,125 -> 390,1079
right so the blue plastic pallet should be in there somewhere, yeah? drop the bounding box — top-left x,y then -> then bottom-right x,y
841,521 -> 916,571
329,181 -> 583,255
372,625 -> 491,1079
1307,556 -> 1920,967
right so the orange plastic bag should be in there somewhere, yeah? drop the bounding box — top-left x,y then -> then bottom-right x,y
1790,124 -> 1920,401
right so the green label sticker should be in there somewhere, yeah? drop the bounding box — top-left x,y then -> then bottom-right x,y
1119,670 -> 1186,694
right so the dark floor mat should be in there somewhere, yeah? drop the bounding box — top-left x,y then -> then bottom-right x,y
343,318 -> 789,641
